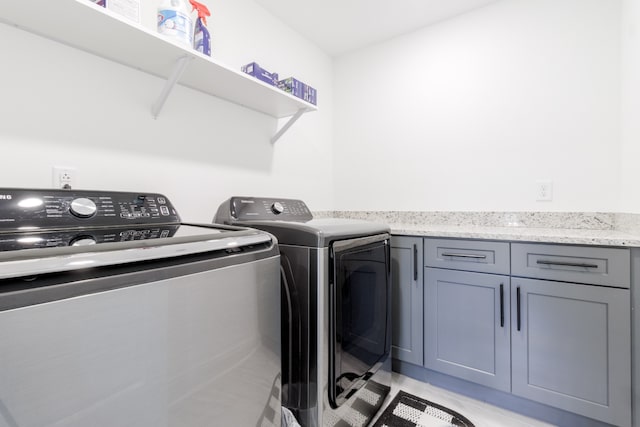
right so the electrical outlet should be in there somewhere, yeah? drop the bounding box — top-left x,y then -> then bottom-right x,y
52,166 -> 77,189
536,180 -> 553,201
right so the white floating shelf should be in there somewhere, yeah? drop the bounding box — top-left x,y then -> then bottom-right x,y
0,0 -> 317,141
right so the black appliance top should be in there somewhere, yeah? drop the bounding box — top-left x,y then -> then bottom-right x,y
0,187 -> 191,252
0,189 -> 274,278
0,188 -> 181,230
214,196 -> 390,248
216,196 -> 314,223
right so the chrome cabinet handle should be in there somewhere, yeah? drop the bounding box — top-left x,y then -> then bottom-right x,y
536,260 -> 598,269
441,252 -> 487,259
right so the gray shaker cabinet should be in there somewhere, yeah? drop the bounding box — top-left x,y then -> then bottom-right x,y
511,277 -> 631,427
424,268 -> 511,392
510,243 -> 631,427
390,236 -> 424,365
419,239 -> 632,426
423,238 -> 511,392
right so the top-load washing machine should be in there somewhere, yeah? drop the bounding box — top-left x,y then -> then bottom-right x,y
0,188 -> 281,427
215,196 -> 392,427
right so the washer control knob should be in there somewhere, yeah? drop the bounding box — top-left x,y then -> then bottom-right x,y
271,202 -> 285,215
70,236 -> 97,246
70,198 -> 97,218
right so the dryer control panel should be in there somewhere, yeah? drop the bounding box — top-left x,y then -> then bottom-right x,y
0,188 -> 180,231
218,197 -> 313,222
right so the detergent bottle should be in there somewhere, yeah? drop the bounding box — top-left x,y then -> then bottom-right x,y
189,0 -> 211,56
157,0 -> 193,47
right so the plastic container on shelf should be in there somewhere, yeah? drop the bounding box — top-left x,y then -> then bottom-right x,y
189,0 -> 211,56
157,0 -> 193,47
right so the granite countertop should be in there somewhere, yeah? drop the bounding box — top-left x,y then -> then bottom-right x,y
389,223 -> 640,247
313,211 -> 640,247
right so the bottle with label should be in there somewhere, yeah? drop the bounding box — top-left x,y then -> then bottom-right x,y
157,0 -> 193,47
189,0 -> 211,56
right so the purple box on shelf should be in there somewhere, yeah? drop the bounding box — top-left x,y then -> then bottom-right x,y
277,77 -> 317,105
306,85 -> 317,106
241,62 -> 279,86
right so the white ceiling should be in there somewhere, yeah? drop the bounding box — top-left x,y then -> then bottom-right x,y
252,0 -> 501,56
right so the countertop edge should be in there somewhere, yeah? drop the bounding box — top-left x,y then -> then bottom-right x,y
389,225 -> 640,247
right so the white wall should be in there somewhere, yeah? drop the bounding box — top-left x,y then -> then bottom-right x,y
621,0 -> 640,213
0,0 -> 333,222
333,0 -> 622,212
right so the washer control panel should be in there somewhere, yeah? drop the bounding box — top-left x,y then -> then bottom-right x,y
0,225 -> 179,251
227,197 -> 313,222
0,188 -> 180,231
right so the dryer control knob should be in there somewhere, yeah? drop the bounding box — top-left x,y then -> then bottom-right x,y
271,202 -> 285,215
70,198 -> 97,218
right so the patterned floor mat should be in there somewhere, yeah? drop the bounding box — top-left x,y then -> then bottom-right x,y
371,390 -> 475,427
323,379 -> 391,427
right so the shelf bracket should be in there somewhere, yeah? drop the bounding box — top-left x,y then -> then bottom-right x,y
152,55 -> 193,119
271,108 -> 306,143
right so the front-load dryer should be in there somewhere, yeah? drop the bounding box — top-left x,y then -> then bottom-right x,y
215,196 -> 392,427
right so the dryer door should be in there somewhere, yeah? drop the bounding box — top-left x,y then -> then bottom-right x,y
328,233 -> 391,409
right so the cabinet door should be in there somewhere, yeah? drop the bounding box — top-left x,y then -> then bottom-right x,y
511,278 -> 631,427
390,236 -> 423,365
424,268 -> 510,392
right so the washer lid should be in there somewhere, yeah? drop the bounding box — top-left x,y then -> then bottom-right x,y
0,223 -> 274,279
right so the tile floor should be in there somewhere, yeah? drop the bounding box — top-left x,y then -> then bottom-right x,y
371,372 -> 556,427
